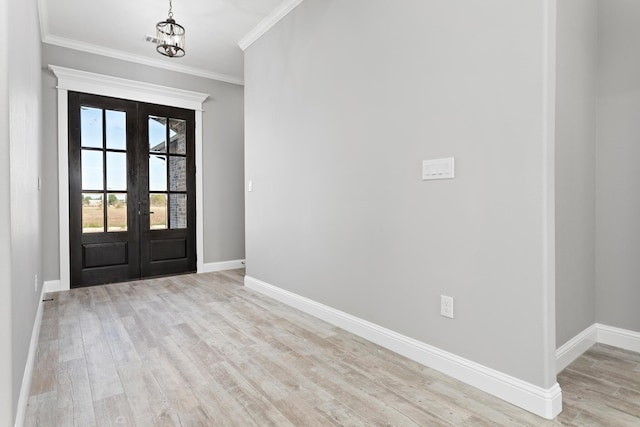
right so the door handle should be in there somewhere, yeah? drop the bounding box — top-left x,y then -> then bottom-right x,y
138,202 -> 154,215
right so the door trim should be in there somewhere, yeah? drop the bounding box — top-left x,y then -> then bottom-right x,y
50,65 -> 208,291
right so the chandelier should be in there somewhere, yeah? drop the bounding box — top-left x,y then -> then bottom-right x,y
156,0 -> 185,58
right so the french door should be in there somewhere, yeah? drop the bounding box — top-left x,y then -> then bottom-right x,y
68,92 -> 196,288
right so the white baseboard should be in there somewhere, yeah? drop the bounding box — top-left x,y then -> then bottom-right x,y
43,280 -> 61,293
556,323 -> 640,374
597,323 -> 640,353
244,275 -> 562,420
14,284 -> 47,427
556,324 -> 598,373
198,259 -> 245,273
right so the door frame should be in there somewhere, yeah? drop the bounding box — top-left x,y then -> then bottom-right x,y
50,65 -> 208,291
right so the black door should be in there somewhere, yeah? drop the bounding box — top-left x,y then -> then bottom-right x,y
68,92 -> 196,288
138,102 -> 196,278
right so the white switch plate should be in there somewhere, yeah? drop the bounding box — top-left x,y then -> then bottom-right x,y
248,180 -> 253,192
423,157 -> 455,180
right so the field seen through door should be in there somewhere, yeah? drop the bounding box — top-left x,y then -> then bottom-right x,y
82,204 -> 168,232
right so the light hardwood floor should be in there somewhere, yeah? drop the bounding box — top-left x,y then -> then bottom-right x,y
24,270 -> 640,426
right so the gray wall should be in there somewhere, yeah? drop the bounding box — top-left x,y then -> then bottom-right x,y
245,0 -> 556,388
0,0 -> 12,422
595,0 -> 640,331
41,44 -> 245,281
555,0 -> 597,347
4,0 -> 43,422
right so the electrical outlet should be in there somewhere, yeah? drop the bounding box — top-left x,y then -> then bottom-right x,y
441,295 -> 454,319
34,274 -> 38,292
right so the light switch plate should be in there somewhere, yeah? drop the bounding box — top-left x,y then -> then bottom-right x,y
422,157 -> 455,180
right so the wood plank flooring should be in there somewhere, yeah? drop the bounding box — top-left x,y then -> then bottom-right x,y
24,270 -> 640,426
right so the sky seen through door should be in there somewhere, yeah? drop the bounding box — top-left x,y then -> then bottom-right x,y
80,106 -> 174,196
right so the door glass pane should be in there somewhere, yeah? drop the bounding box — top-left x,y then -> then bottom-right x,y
168,118 -> 186,154
150,194 -> 167,229
149,116 -> 167,152
149,155 -> 167,191
82,193 -> 104,233
81,107 -> 103,148
169,194 -> 187,229
169,157 -> 186,191
82,149 -> 103,190
107,193 -> 127,232
106,110 -> 126,150
106,152 -> 127,191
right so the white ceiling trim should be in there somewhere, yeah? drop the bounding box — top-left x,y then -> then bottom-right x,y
238,0 -> 304,51
36,0 -> 49,43
42,35 -> 245,86
36,0 -> 242,85
49,65 -> 209,111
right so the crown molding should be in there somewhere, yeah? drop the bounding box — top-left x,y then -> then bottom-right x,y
36,0 -> 49,42
42,34 -> 244,86
239,0 -> 304,51
48,65 -> 209,111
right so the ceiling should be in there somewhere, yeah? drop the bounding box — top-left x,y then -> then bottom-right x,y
38,0 -> 288,84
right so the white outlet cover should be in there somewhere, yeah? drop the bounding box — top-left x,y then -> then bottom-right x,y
441,295 -> 454,319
